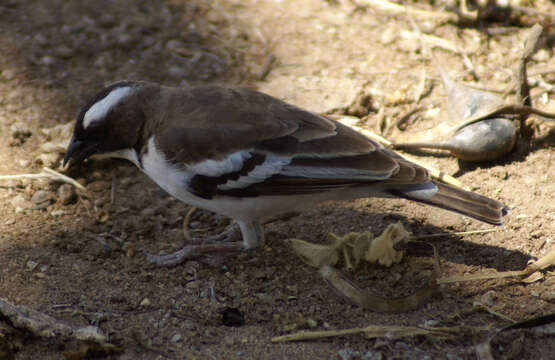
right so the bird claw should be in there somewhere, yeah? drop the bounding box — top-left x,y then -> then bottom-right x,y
146,242 -> 243,267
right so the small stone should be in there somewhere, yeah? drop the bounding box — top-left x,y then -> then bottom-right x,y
117,33 -> 137,50
141,36 -> 156,48
98,14 -> 116,28
31,190 -> 53,207
1,68 -> 16,81
58,183 -> 77,205
26,260 -> 38,271
50,210 -> 66,217
37,153 -> 61,167
140,298 -> 151,306
222,307 -> 244,327
183,319 -> 195,330
170,333 -> 182,343
87,181 -> 108,192
338,349 -> 362,360
306,318 -> 318,329
40,56 -> 56,66
10,194 -> 31,212
34,33 -> 48,46
19,159 -> 30,167
533,49 -> 550,62
167,65 -> 187,78
54,45 -> 74,59
480,290 -> 496,307
380,27 -> 397,45
10,122 -> 32,140
165,39 -> 182,52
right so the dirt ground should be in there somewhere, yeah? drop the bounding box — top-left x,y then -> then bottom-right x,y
1,0 -> 554,359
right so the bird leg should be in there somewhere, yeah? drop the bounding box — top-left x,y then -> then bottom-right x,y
146,242 -> 243,267
146,220 -> 262,267
192,222 -> 242,244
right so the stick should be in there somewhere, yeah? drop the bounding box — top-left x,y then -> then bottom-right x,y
437,248 -> 555,284
356,0 -> 457,22
410,228 -> 498,240
0,167 -> 87,192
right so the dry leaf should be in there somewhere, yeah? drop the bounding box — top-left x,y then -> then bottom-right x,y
365,222 -> 410,266
288,239 -> 339,268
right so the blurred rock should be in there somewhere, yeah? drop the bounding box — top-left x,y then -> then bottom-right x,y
10,122 -> 32,145
31,190 -> 54,209
58,183 -> 77,205
10,194 -> 31,212
37,153 -> 61,167
54,45 -> 75,59
1,68 -> 16,81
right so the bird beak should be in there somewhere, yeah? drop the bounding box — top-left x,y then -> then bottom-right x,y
63,137 -> 98,168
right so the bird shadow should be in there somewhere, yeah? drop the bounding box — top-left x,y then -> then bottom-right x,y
274,204 -> 531,273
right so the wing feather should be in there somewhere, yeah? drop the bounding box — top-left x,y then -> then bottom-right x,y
152,85 -> 430,198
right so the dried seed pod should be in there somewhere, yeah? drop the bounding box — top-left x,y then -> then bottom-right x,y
394,118 -> 516,162
392,67 -> 517,162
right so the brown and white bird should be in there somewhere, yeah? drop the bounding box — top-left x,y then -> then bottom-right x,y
64,81 -> 508,266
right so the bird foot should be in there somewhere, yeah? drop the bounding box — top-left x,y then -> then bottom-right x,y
146,242 -> 243,267
191,223 -> 242,244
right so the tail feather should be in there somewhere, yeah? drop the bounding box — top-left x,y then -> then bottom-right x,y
394,181 -> 509,225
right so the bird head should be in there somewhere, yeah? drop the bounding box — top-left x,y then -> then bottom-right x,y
63,81 -> 148,168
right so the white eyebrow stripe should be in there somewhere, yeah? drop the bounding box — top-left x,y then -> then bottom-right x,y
83,86 -> 133,129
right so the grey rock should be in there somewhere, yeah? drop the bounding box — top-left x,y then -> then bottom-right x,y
57,183 -> 77,205
31,190 -> 54,208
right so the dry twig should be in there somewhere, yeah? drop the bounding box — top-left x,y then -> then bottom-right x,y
0,167 -> 87,192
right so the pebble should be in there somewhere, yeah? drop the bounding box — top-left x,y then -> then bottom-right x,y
10,194 -> 31,212
58,183 -> 77,205
170,333 -> 182,343
306,318 -> 318,329
380,27 -> 397,45
50,210 -> 66,217
26,260 -> 39,271
37,153 -> 60,167
165,39 -> 183,52
117,33 -> 137,50
98,14 -> 116,28
183,319 -> 196,330
167,65 -> 187,78
1,68 -> 16,81
54,45 -> 74,59
480,290 -> 497,307
31,190 -> 53,207
40,56 -> 56,66
533,48 -> 550,62
87,180 -> 108,192
33,33 -> 48,46
10,122 -> 32,139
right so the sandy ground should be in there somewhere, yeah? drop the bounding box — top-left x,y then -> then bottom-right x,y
0,0 -> 554,359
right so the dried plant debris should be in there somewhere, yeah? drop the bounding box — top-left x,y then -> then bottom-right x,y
475,313 -> 555,360
271,312 -> 555,345
438,248 -> 555,284
355,0 -> 555,25
290,221 -> 554,313
0,299 -> 121,358
392,23 -> 555,162
289,222 -> 410,271
289,223 -> 441,313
